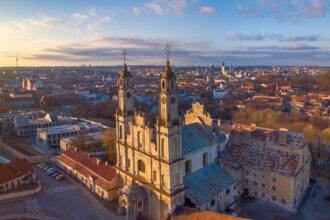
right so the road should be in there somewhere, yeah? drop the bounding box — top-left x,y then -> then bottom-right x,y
0,165 -> 117,220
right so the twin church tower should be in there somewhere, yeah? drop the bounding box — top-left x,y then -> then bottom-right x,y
115,45 -> 184,219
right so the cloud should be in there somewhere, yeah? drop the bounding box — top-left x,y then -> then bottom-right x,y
145,2 -> 163,14
132,7 -> 141,15
301,0 -> 326,18
236,4 -> 262,17
227,33 -> 322,42
236,0 -> 330,21
0,8 -> 111,35
199,6 -> 216,15
145,0 -> 189,15
168,0 -> 188,15
18,36 -> 330,66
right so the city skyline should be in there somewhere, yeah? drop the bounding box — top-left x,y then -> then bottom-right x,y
1,0 -> 330,67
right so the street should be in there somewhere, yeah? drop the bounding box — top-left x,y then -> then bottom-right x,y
0,164 -> 117,220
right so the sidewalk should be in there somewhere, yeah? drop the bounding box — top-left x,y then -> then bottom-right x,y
64,169 -> 124,220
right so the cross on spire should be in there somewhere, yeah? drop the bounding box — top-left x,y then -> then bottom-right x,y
122,49 -> 127,64
165,43 -> 171,62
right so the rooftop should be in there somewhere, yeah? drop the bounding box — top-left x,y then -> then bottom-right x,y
57,148 -> 117,191
0,158 -> 32,184
183,162 -> 236,207
181,123 -> 216,155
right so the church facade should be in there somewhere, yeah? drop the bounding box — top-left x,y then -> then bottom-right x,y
115,60 -> 237,220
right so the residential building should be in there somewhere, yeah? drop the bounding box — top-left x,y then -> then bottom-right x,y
57,148 -> 119,201
0,158 -> 36,193
220,124 -> 311,209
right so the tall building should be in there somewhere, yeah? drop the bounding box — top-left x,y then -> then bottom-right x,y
220,62 -> 227,76
115,57 -> 234,220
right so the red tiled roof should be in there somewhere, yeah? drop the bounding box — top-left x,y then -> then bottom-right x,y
0,158 -> 32,184
57,148 -> 117,190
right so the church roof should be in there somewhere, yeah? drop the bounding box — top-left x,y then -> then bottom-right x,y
181,123 -> 216,155
183,163 -> 236,207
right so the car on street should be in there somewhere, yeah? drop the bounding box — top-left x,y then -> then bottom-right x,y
51,172 -> 61,178
56,174 -> 66,181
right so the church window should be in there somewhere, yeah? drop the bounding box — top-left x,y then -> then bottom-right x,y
119,79 -> 123,86
203,152 -> 208,167
153,171 -> 157,182
161,174 -> 165,186
161,138 -> 165,157
138,160 -> 145,173
171,80 -> 174,89
138,131 -> 142,148
170,97 -> 176,104
119,125 -> 123,139
162,80 -> 165,90
127,78 -> 130,87
185,160 -> 191,174
138,200 -> 142,208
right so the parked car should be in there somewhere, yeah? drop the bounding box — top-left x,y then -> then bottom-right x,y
46,168 -> 55,173
56,174 -> 66,181
38,162 -> 45,168
51,172 -> 61,178
48,170 -> 58,176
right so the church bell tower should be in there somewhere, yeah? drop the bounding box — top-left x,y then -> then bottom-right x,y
116,49 -> 135,171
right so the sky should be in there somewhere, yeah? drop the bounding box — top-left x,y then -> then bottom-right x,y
0,0 -> 330,67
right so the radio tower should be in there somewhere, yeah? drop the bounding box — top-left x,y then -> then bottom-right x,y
16,53 -> 18,68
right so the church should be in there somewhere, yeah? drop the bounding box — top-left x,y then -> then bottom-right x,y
115,53 -> 238,220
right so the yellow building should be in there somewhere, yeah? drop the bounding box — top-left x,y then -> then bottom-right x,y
220,124 -> 311,209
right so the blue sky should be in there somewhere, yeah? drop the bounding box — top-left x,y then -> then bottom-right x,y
0,0 -> 330,66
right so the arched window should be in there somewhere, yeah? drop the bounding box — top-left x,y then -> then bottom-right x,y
171,80 -> 174,89
138,160 -> 145,173
119,125 -> 123,139
161,138 -> 165,157
153,170 -> 157,182
127,78 -> 130,87
185,160 -> 191,174
119,79 -> 123,86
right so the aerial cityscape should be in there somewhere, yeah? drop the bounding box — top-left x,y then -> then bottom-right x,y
0,1 -> 330,220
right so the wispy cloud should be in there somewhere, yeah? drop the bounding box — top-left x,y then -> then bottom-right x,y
0,8 -> 111,35
227,33 -> 323,42
237,0 -> 330,21
199,6 -> 216,15
145,0 -> 189,15
16,36 -> 330,66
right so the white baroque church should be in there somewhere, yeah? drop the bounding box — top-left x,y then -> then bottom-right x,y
115,57 -> 238,220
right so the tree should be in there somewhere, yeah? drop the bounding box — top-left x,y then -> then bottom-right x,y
102,129 -> 117,165
71,130 -> 89,150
